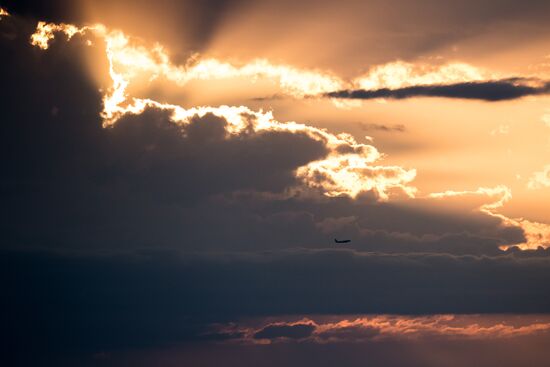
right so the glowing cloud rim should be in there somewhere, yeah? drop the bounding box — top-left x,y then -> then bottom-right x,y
26,20 -> 550,249
29,20 -> 416,201
429,186 -> 550,250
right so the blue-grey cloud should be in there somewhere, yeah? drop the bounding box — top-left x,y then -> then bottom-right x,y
253,323 -> 316,340
327,79 -> 550,102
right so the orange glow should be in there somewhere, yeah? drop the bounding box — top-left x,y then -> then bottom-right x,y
0,7 -> 9,19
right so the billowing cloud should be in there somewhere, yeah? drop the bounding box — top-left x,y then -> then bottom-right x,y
28,20 -> 417,201
0,13 -> 545,255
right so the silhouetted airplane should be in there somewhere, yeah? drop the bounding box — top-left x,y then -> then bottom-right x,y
334,239 -> 351,244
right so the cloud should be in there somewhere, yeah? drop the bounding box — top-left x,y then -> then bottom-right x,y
253,322 -> 316,340
326,78 -> 550,102
354,61 -> 492,90
3,247 -> 550,363
219,314 -> 550,344
359,123 -> 406,133
528,165 -> 550,190
4,4 -> 550,366
315,323 -> 380,342
29,20 -> 344,105
427,186 -> 550,251
28,20 -> 420,201
3,14 -> 548,255
0,42 -> 525,254
34,18 -> 550,110
3,248 -> 550,357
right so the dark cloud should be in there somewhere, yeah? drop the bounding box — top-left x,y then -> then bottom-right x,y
253,323 -> 316,340
2,247 -> 550,364
0,17 -> 529,255
360,123 -> 406,133
327,79 -> 550,102
316,325 -> 380,342
0,19 -> 328,250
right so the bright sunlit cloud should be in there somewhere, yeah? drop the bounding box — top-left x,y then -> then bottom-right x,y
29,20 -> 417,201
354,61 -> 494,90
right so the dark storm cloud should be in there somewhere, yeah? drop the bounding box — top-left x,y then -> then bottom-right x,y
327,79 -> 550,102
0,16 -> 530,255
316,325 -> 380,342
0,17 -> 331,250
3,247 -> 550,362
253,323 -> 316,340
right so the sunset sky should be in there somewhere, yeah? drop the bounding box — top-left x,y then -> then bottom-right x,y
2,1 -> 550,366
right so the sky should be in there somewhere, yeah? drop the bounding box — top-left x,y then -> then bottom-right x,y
1,1 -> 550,366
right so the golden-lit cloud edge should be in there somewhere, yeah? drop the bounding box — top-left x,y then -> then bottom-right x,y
19,18 -> 550,250
29,20 -> 418,200
354,61 -> 494,90
429,186 -> 550,250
